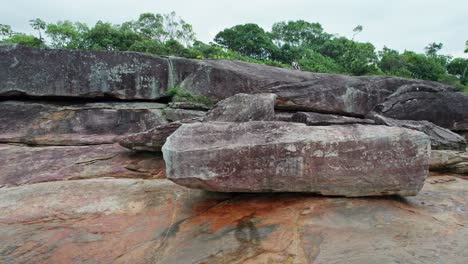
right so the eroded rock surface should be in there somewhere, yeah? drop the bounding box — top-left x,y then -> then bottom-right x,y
204,93 -> 277,122
0,143 -> 165,187
163,108 -> 206,122
430,150 -> 468,174
292,111 -> 375,126
0,44 -> 171,99
0,175 -> 466,264
0,101 -> 167,145
118,119 -> 201,152
269,77 -> 456,116
376,91 -> 468,131
370,113 -> 467,150
163,122 -> 430,196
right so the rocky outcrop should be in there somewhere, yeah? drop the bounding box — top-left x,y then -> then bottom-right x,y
430,150 -> 468,174
0,101 -> 167,145
370,113 -> 467,150
269,77 -> 457,116
1,175 -> 466,263
0,143 -> 165,187
0,44 -> 171,100
375,91 -> 468,131
2,45 -> 457,108
204,93 -> 276,122
292,111 -> 375,126
163,122 -> 430,196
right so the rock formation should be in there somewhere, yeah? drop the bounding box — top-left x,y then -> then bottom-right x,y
370,113 -> 467,150
204,93 -> 277,122
292,111 -> 375,126
163,122 -> 430,196
1,44 -> 467,263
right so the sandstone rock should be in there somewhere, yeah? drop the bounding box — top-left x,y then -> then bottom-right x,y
2,45 -> 457,109
375,91 -> 468,131
292,111 -> 375,126
0,175 -> 466,263
118,119 -> 201,152
0,143 -> 165,187
430,150 -> 468,174
0,44 -> 172,99
163,122 -> 430,196
204,93 -> 277,122
168,101 -> 211,111
269,76 -> 457,116
275,112 -> 294,122
163,108 -> 206,122
0,101 -> 167,145
370,113 -> 467,150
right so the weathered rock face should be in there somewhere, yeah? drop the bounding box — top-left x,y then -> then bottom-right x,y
370,113 -> 467,150
430,150 -> 468,174
375,91 -> 468,131
269,77 -> 457,116
119,120 -> 199,152
275,111 -> 294,122
0,101 -> 167,145
163,122 -> 430,196
1,175 -> 466,263
204,93 -> 277,122
2,45 -> 457,109
0,44 -> 171,99
292,111 -> 375,126
0,143 -> 165,187
163,108 -> 206,122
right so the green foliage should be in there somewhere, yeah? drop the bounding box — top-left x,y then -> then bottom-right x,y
214,23 -> 277,60
1,34 -> 45,48
447,58 -> 468,84
166,86 -> 213,106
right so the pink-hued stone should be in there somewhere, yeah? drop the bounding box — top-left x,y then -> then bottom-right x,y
163,122 -> 430,196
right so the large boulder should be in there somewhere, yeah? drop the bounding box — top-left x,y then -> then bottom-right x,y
269,77 -> 457,116
2,175 -> 466,263
0,143 -> 165,187
0,44 -> 171,99
370,113 -> 467,150
375,91 -> 468,131
163,122 -> 430,197
204,93 -> 277,122
163,108 -> 206,122
292,111 -> 375,126
0,101 -> 167,145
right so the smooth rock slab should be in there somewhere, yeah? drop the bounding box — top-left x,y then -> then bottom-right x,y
163,122 -> 430,196
0,101 -> 167,145
0,143 -> 165,187
0,175 -> 466,263
430,150 -> 468,174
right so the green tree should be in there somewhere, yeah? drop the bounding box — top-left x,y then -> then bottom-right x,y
378,47 -> 412,78
352,25 -> 363,40
29,18 -> 46,40
215,23 -> 276,60
2,34 -> 44,48
0,24 -> 13,39
447,58 -> 468,84
425,42 -> 443,56
465,40 -> 468,53
45,21 -> 88,49
84,21 -> 141,51
402,51 -> 446,81
271,20 -> 330,48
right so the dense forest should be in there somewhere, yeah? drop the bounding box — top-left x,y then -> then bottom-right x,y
1,12 -> 467,91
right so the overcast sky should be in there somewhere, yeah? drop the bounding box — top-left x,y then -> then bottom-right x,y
2,0 -> 467,57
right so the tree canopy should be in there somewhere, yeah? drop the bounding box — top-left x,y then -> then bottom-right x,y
1,13 -> 466,91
